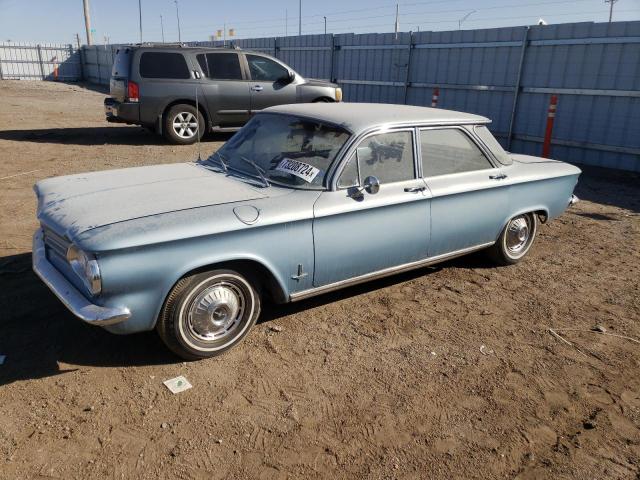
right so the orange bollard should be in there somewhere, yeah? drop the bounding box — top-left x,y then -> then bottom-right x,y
51,55 -> 59,81
431,87 -> 440,108
542,94 -> 558,158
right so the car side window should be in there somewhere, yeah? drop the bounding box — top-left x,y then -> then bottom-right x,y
139,52 -> 190,79
246,54 -> 288,82
338,131 -> 415,187
198,53 -> 243,80
337,154 -> 359,188
420,128 -> 494,177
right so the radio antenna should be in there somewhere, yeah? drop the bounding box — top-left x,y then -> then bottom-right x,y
195,85 -> 201,161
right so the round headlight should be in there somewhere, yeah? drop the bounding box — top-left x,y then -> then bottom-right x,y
66,245 -> 102,295
335,87 -> 343,102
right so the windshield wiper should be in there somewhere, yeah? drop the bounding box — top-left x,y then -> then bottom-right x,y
209,151 -> 228,173
239,156 -> 269,187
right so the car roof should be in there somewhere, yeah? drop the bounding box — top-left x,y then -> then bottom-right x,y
263,103 -> 490,133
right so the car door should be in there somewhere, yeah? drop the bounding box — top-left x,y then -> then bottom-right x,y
312,128 -> 431,287
195,52 -> 251,127
244,54 -> 297,113
137,50 -> 198,125
420,126 -> 508,257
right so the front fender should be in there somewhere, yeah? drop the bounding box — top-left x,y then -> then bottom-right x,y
97,221 -> 314,335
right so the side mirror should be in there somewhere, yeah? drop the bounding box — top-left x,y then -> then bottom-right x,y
363,176 -> 380,195
280,71 -> 295,84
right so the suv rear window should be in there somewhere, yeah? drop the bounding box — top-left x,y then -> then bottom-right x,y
197,53 -> 243,80
139,52 -> 190,79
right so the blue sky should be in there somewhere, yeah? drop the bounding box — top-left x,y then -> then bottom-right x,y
1,0 -> 639,44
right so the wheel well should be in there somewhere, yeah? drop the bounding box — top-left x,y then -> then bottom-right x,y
181,260 -> 287,304
534,209 -> 548,223
162,100 -> 209,130
313,97 -> 335,103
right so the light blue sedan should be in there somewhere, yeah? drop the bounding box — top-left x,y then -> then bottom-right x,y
33,103 -> 580,359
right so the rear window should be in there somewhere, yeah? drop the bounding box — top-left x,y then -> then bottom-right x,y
111,48 -> 131,78
139,52 -> 190,79
197,53 -> 243,80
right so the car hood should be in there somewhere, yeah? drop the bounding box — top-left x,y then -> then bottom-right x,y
302,78 -> 338,88
35,163 -> 267,239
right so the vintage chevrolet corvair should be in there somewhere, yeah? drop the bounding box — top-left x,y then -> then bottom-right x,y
33,103 -> 580,359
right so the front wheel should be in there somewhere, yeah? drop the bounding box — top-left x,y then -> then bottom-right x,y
488,213 -> 538,265
157,269 -> 261,360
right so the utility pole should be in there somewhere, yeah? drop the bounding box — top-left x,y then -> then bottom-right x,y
394,4 -> 399,40
76,33 -> 81,49
82,0 -> 93,45
138,0 -> 143,43
160,15 -> 165,42
323,16 -> 327,35
605,0 -> 618,22
298,0 -> 302,36
175,0 -> 182,42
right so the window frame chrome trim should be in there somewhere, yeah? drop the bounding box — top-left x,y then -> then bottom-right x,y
332,126 -> 420,190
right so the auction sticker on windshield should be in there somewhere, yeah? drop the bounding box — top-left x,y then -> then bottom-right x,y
275,158 -> 320,183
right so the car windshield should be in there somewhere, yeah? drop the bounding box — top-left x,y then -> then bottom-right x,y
210,113 -> 351,189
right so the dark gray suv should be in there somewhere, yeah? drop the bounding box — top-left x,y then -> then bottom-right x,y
104,44 -> 343,144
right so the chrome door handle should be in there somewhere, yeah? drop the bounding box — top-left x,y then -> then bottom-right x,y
489,173 -> 507,180
404,186 -> 426,193
251,85 -> 263,92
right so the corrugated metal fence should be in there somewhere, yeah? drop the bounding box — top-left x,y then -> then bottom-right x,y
0,42 -> 82,81
2,21 -> 639,171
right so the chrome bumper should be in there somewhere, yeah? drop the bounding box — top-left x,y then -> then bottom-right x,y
569,194 -> 579,206
32,230 -> 131,326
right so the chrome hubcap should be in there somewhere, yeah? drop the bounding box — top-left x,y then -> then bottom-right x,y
172,112 -> 198,138
187,283 -> 245,342
506,216 -> 530,254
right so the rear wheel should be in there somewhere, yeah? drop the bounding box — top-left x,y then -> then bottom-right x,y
157,269 -> 261,360
163,104 -> 205,145
488,212 -> 537,265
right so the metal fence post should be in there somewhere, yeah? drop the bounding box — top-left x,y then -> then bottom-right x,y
330,34 -> 335,82
507,26 -> 529,150
96,48 -> 102,84
36,44 -> 46,80
78,45 -> 86,81
0,46 -> 4,80
403,32 -> 414,104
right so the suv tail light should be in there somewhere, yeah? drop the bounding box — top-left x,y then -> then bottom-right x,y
127,80 -> 139,102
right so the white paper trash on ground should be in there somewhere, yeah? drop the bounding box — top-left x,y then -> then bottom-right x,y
163,376 -> 192,394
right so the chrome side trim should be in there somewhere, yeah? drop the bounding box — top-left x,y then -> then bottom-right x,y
290,241 -> 494,302
32,229 -> 131,326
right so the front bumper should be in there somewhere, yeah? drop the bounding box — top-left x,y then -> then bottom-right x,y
32,229 -> 131,326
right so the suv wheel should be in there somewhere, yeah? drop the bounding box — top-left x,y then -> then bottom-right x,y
164,104 -> 205,145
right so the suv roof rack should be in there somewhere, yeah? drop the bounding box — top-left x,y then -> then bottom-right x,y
128,42 -> 242,50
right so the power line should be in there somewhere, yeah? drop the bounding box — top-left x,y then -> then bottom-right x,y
164,0 -> 600,37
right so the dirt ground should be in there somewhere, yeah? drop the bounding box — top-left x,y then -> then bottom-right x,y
0,80 -> 638,480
